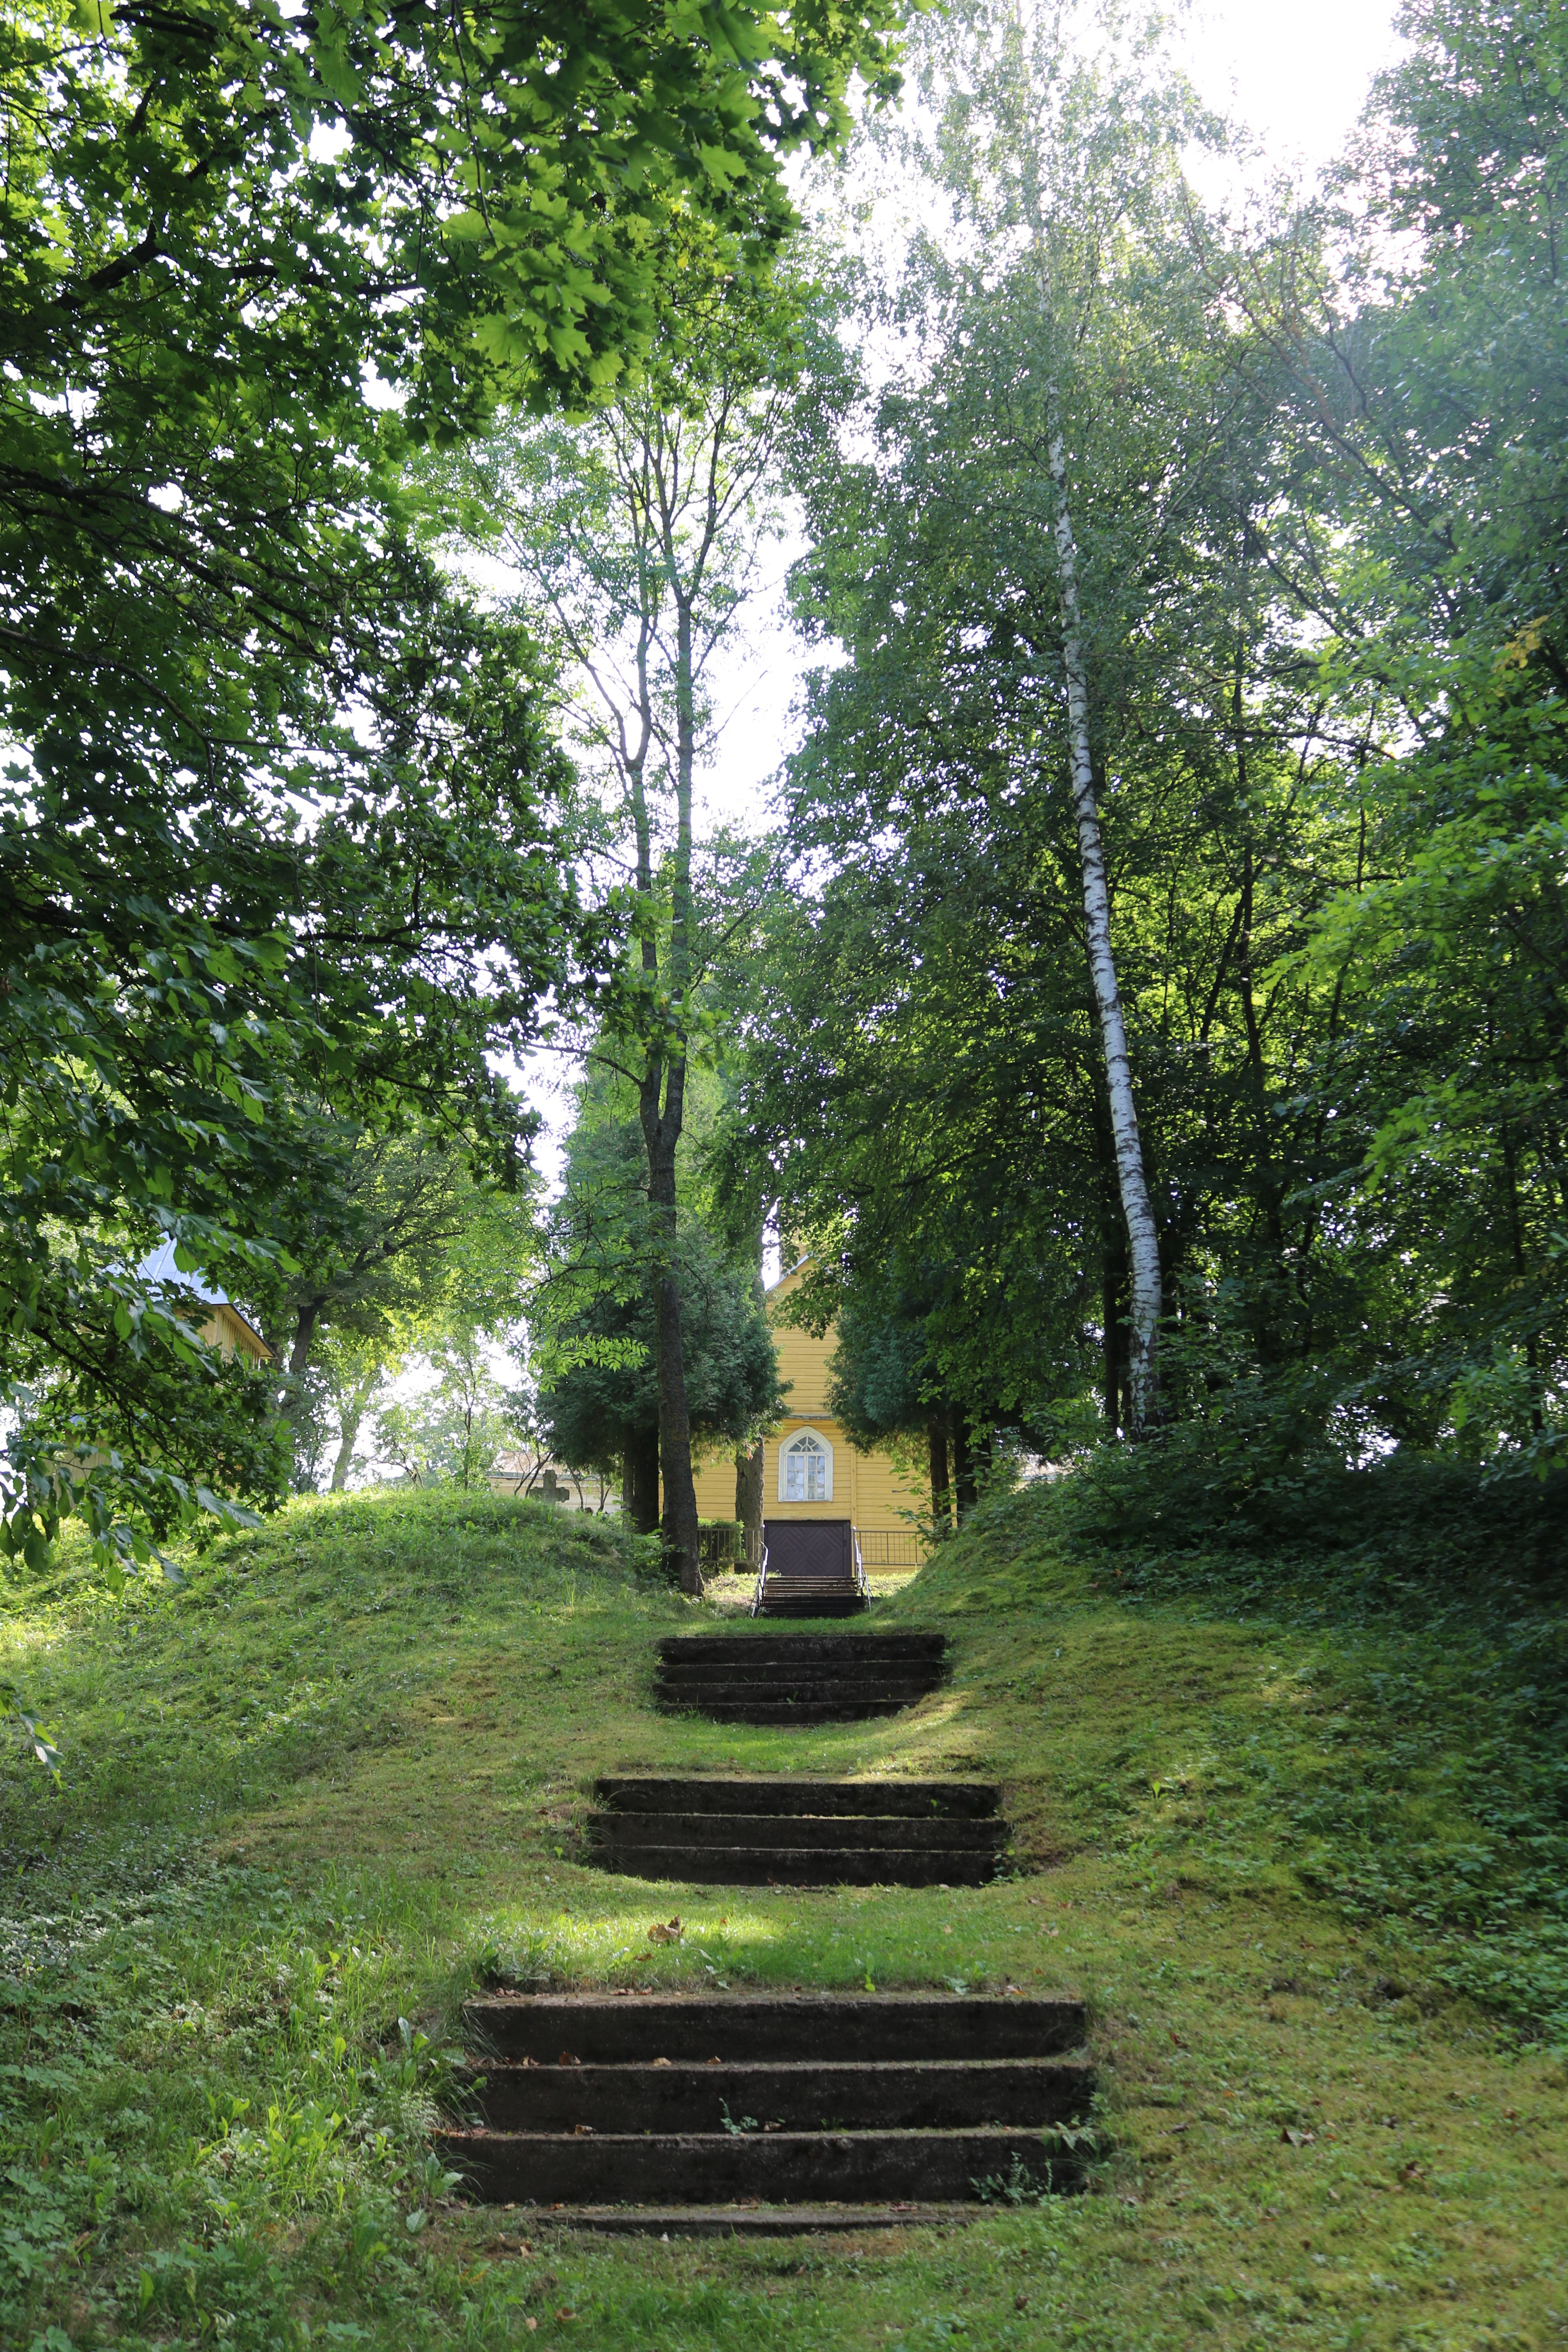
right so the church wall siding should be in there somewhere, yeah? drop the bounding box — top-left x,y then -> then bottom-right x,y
685,1262 -> 926,1538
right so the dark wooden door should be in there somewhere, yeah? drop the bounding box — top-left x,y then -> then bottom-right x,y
762,1519 -> 853,1578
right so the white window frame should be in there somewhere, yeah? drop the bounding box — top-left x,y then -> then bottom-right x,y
778,1428 -> 833,1504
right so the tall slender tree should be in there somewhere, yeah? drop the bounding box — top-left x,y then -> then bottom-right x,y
437,257 -> 800,1584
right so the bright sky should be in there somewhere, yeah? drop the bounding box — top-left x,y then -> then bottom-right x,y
1181,0 -> 1404,172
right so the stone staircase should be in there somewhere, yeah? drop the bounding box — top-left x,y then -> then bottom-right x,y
754,1564 -> 867,1616
438,1990 -> 1094,2228
754,1518 -> 867,1617
655,1631 -> 949,1724
587,1775 -> 1010,1887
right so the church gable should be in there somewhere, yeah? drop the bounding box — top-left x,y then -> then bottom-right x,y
688,1257 -> 926,1553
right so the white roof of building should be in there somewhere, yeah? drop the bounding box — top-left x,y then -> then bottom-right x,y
135,1238 -> 270,1356
137,1236 -> 231,1309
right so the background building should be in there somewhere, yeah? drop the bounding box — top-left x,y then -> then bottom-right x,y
689,1258 -> 928,1566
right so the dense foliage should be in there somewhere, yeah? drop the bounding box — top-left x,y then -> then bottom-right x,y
533,1100 -> 782,1531
722,0 -> 1568,1514
0,0 -> 898,1590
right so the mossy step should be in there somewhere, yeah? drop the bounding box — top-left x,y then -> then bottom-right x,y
593,1777 -> 999,1818
655,1700 -> 917,1724
492,2204 -> 980,2236
463,2056 -> 1095,2133
461,1993 -> 1085,2064
658,1635 -> 948,1663
585,1842 -> 1004,1887
593,1812 -> 1005,1852
655,1671 -> 945,1697
436,2126 -> 1086,2205
756,1597 -> 869,1618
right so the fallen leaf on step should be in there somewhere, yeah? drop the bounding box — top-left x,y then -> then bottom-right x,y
652,2056 -> 673,2068
648,1918 -> 684,1944
557,2051 -> 582,2068
706,2055 -> 722,2066
573,2123 -> 595,2135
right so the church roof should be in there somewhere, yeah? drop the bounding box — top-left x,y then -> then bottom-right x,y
135,1238 -> 271,1361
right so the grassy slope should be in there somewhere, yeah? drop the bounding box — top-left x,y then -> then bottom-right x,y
1,1485 -> 1564,2352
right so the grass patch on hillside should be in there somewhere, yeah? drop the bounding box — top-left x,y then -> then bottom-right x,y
2,1483 -> 1565,2350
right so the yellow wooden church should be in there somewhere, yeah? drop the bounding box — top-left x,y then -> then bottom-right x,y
688,1257 -> 928,1566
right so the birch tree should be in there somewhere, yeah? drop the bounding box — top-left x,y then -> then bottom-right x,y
871,0 -> 1217,1427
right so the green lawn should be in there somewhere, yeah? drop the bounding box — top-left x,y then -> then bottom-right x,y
2,1485 -> 1564,2350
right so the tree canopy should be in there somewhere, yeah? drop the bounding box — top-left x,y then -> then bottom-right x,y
714,0 -> 1568,1526
1,0 -> 898,1584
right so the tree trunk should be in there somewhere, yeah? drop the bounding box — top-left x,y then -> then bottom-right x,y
927,1414 -> 952,1537
952,1410 -> 978,1515
1047,421 -> 1163,1430
735,1440 -> 764,1569
328,1370 -> 379,1490
649,1152 -> 701,1588
633,585 -> 702,1595
283,1297 -> 323,1379
1092,1078 -> 1128,1433
623,1428 -> 661,1534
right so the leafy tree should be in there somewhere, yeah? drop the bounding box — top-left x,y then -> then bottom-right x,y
436,252 -> 802,1584
727,0 -> 1568,1513
855,0 -> 1227,1428
374,1332 -> 512,1492
252,1125 -> 540,1487
533,1098 -> 782,1534
1181,0 -> 1568,1468
0,0 -> 901,1601
0,600 -> 579,1575
725,5 -> 1271,1434
537,1227 -> 783,1532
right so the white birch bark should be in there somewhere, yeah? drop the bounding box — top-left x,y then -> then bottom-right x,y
1048,421 -> 1163,1429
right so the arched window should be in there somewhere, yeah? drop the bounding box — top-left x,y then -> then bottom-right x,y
779,1429 -> 833,1503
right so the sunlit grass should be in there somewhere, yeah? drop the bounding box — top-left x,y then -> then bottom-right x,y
1,1484 -> 1565,2348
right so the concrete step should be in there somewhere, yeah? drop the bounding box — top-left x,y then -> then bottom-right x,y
758,1596 -> 868,1618
653,1703 -> 945,1722
595,1777 -> 998,1818
584,1841 -> 1004,1886
756,1572 -> 864,1588
653,1700 -> 917,1724
592,1811 -> 1005,1852
659,1657 -> 946,1682
436,2125 -> 1085,2205
463,2056 -> 1095,2132
462,1993 -> 1087,2064
660,1635 -> 947,1664
656,1673 -> 944,1701
493,2204 -> 979,2236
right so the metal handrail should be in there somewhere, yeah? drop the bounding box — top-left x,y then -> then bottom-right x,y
851,1527 -> 871,1601
749,1542 -> 769,1617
